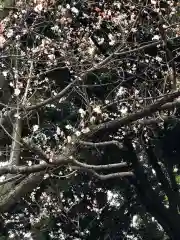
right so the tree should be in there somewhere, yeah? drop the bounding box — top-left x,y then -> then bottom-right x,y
0,0 -> 179,239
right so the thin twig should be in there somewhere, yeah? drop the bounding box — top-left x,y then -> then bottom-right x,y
78,140 -> 123,148
25,80 -> 76,111
72,159 -> 128,170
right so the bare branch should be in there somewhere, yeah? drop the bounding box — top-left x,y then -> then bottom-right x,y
72,159 -> 128,170
9,117 -> 22,165
78,140 -> 123,148
0,160 -> 67,175
78,168 -> 134,180
52,170 -> 77,179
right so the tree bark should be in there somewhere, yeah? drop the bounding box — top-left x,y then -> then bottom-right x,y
124,137 -> 180,240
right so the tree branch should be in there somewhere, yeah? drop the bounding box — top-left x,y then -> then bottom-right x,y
9,117 -> 22,165
25,80 -> 76,111
114,36 -> 179,57
0,157 -> 129,175
78,140 -> 123,148
76,167 -> 134,179
72,159 -> 128,170
85,91 -> 180,137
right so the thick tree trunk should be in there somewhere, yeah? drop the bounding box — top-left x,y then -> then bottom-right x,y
124,137 -> 180,240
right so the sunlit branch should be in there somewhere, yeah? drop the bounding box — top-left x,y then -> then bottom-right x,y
0,156 -> 129,175
78,140 -> 123,148
85,91 -> 180,136
72,159 -> 128,169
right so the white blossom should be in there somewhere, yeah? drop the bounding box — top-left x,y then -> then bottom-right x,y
44,174 -> 49,179
173,167 -> 178,173
14,88 -> 21,96
81,127 -> 90,134
6,29 -> 14,38
131,215 -> 139,228
116,87 -> 126,97
34,4 -> 43,13
109,40 -> 115,46
33,125 -> 39,132
60,131 -> 64,137
56,127 -> 61,135
78,108 -> 86,117
71,7 -> 79,14
131,28 -> 137,33
90,116 -> 96,123
65,124 -> 72,130
134,89 -> 139,96
66,4 -> 70,9
48,54 -> 55,60
120,106 -> 128,115
51,25 -> 60,31
75,131 -> 81,137
87,47 -> 95,56
24,232 -> 32,239
14,113 -> 21,119
152,35 -> 160,40
98,38 -> 104,45
28,161 -> 32,166
93,106 -> 101,114
105,100 -> 110,104
151,0 -> 156,4
67,135 -> 72,143
107,190 -> 120,207
155,56 -> 162,62
2,71 -> 8,77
